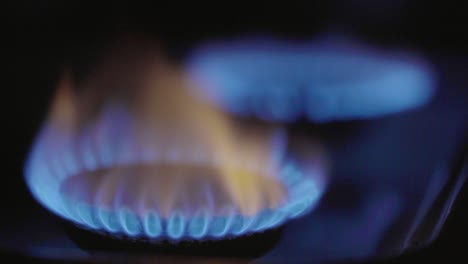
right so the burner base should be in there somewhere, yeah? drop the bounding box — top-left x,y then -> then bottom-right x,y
63,221 -> 284,258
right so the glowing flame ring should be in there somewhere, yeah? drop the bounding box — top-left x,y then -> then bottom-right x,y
186,37 -> 435,122
25,126 -> 325,241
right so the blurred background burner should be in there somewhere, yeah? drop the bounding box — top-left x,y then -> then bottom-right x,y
187,36 -> 435,122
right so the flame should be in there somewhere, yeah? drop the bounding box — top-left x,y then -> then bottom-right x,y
186,37 -> 436,122
25,37 -> 326,239
134,57 -> 287,216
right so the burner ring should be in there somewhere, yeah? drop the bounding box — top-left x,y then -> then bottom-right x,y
25,125 -> 326,241
187,37 -> 435,122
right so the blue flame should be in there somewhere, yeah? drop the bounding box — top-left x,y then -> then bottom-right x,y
186,37 -> 435,122
24,107 -> 324,241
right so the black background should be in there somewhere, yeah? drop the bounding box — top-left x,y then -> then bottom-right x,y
5,1 -> 468,263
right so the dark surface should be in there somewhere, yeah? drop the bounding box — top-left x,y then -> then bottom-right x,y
5,1 -> 468,263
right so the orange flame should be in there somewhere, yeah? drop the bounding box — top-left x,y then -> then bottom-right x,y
49,37 -> 288,217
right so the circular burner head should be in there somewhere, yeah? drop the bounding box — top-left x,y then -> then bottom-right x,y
187,37 -> 435,122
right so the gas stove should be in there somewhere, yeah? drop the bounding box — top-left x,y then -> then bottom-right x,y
5,1 -> 468,263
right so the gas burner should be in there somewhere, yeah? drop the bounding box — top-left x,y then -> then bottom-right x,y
24,40 -> 327,242
25,106 -> 325,240
187,36 -> 435,122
